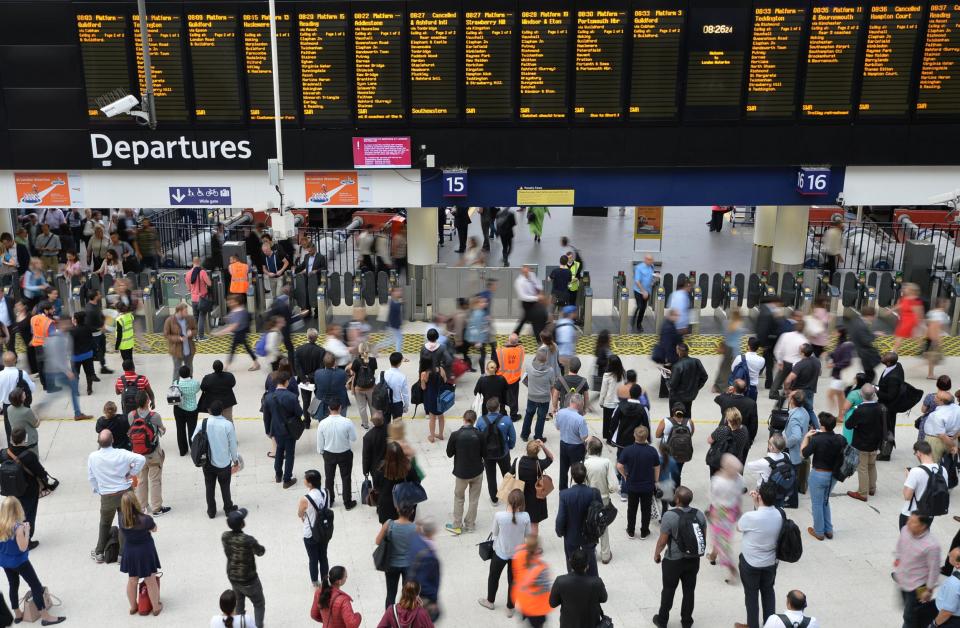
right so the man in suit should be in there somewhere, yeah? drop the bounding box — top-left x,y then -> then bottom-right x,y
847,307 -> 881,380
714,379 -> 759,446
877,351 -> 904,445
312,353 -> 349,423
266,285 -> 296,365
295,242 -> 327,318
295,328 -> 326,428
556,462 -> 601,577
549,549 -> 608,628
754,297 -> 782,390
453,206 -> 471,253
263,370 -> 303,488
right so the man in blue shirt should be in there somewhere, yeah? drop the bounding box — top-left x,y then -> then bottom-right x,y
668,277 -> 692,334
935,548 -> 960,627
633,255 -> 656,332
555,393 -> 589,490
476,397 -> 517,504
193,400 -> 240,518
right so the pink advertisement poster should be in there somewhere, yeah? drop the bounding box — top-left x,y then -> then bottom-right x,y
352,136 -> 412,169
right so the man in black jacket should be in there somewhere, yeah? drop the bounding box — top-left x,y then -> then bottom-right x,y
294,328 -> 326,427
549,549 -> 608,628
362,412 -> 387,478
267,285 -> 296,367
877,351 -> 904,445
85,290 -> 113,374
454,206 -> 471,253
847,307 -> 881,380
263,371 -> 303,488
295,242 -> 327,318
556,463 -> 601,577
715,379 -> 759,445
669,343 -> 708,419
845,383 -> 884,502
613,384 -> 650,450
445,410 -> 484,534
313,353 -> 349,423
221,508 -> 265,628
754,297 -> 783,390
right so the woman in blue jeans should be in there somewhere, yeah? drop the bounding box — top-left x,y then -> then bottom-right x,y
0,497 -> 65,624
298,469 -> 330,587
800,413 -> 847,540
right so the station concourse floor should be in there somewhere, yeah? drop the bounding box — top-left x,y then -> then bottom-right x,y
27,341 -> 941,627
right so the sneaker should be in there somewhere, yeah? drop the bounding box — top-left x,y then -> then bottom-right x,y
100,366 -> 114,374
477,599 -> 495,610
282,479 -> 297,489
506,608 -> 515,618
91,551 -> 104,563
27,540 -> 38,550
490,496 -> 499,506
445,523 -> 462,535
619,493 -> 627,502
626,529 -> 635,539
152,506 -> 172,516
640,532 -> 650,540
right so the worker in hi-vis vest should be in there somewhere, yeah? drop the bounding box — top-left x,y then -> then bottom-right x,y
115,301 -> 136,364
496,332 -> 526,422
29,300 -> 56,389
228,254 -> 249,296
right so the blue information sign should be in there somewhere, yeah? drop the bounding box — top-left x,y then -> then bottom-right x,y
169,186 -> 232,206
796,168 -> 830,196
442,171 -> 468,197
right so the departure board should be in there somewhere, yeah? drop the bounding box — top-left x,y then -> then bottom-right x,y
464,10 -> 514,120
629,3 -> 685,119
77,13 -> 131,121
859,4 -> 922,117
243,13 -> 296,122
410,11 -> 459,120
802,3 -> 864,118
188,13 -> 243,122
574,10 -> 626,119
745,3 -> 806,118
299,12 -> 350,123
133,14 -> 188,122
354,11 -> 405,122
684,5 -> 749,118
520,10 -> 570,120
917,4 -> 960,116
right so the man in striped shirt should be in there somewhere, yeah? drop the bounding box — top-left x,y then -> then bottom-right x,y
114,360 -> 155,416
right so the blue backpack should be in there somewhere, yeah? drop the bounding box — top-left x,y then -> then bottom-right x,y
728,353 -> 750,386
254,334 -> 268,357
437,385 -> 455,414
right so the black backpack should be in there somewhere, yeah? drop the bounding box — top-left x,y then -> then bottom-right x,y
776,615 -> 810,628
120,376 -> 141,416
372,372 -> 392,412
0,450 -> 28,497
763,456 -> 797,502
103,526 -> 120,563
483,415 -> 505,460
582,490 -> 618,544
704,429 -> 737,471
190,418 -> 210,468
671,508 -> 706,557
775,506 -> 803,563
915,465 -> 951,517
355,360 -> 375,389
14,370 -> 31,408
667,418 -> 693,463
306,491 -> 334,544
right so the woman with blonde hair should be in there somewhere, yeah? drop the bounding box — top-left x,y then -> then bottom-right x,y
515,440 -> 554,535
119,491 -> 162,615
479,489 -> 530,615
0,497 -> 64,624
347,342 -> 378,429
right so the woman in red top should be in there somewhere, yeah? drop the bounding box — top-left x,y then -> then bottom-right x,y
310,566 -> 361,628
376,581 -> 434,628
893,282 -> 924,352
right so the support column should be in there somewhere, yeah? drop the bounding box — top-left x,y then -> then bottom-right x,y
750,205 -> 777,274
0,209 -> 15,237
771,205 -> 809,276
405,208 -> 438,321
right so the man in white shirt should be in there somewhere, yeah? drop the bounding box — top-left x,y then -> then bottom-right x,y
924,391 -> 960,462
0,350 -> 35,411
772,319 -> 808,397
513,264 -> 542,334
583,437 -> 615,564
745,433 -> 788,489
762,590 -> 820,628
901,439 -> 948,529
735,483 -> 783,628
730,337 -> 767,400
87,429 -> 145,562
316,399 -> 358,509
322,325 -> 351,368
383,351 -> 410,423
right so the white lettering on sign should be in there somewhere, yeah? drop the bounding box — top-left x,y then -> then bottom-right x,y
90,134 -> 253,166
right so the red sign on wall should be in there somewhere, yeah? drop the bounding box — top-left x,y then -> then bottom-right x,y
352,136 -> 412,169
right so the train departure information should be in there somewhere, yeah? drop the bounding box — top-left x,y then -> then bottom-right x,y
684,6 -> 749,118
243,14 -> 296,122
520,10 -> 570,119
630,4 -> 685,119
134,14 -> 187,122
354,12 -> 405,121
188,13 -> 243,122
410,11 -> 459,119
574,10 -> 626,119
859,4 -> 922,117
746,4 -> 806,118
299,12 -> 350,123
802,3 -> 864,118
917,4 -> 960,115
77,13 -> 130,121
465,11 -> 514,119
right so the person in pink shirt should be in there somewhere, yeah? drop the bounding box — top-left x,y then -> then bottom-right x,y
186,256 -> 212,340
893,513 -> 941,627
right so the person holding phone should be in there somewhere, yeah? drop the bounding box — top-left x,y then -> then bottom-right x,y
0,497 -> 65,624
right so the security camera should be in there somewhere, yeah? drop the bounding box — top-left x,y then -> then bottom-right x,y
100,94 -> 140,118
927,190 -> 960,207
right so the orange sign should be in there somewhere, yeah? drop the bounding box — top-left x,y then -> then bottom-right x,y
634,206 -> 663,240
14,172 -> 73,207
305,171 -> 359,206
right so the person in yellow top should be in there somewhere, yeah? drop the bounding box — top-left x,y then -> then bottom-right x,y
227,254 -> 249,298
29,301 -> 56,390
114,302 -> 136,364
496,333 -> 526,422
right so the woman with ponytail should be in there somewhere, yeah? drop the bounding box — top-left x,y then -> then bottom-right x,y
376,581 -> 434,628
310,566 -> 360,627
478,489 -> 530,615
210,590 -> 256,627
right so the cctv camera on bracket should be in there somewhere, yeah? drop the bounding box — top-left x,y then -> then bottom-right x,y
96,89 -> 150,125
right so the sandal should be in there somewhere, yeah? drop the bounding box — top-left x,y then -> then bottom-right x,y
267,452 -> 275,458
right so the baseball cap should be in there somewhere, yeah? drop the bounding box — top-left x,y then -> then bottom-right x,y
562,305 -> 577,316
226,507 -> 248,530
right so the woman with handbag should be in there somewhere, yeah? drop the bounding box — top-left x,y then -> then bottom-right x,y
310,566 -> 361,627
0,428 -> 56,545
118,491 -> 161,616
377,581 -> 434,628
598,355 -> 625,443
516,440 -> 555,536
479,489 -> 530,615
375,503 -> 418,608
375,443 -> 420,524
0,497 -> 65,625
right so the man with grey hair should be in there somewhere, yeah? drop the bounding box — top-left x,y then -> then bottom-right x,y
555,392 -> 588,490
845,383 -> 884,502
295,327 -> 326,428
408,517 -> 441,620
745,433 -> 788,489
87,429 -> 145,562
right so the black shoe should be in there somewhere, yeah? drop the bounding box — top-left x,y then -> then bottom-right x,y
207,512 -> 216,519
90,375 -> 101,382
46,479 -> 59,492
27,541 -> 38,550
100,366 -> 114,374
225,505 -> 239,514
275,476 -> 282,483
282,479 -> 297,489
652,614 -> 666,628
344,500 -> 358,511
87,388 -> 93,396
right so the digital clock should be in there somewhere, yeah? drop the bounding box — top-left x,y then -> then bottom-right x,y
703,24 -> 734,34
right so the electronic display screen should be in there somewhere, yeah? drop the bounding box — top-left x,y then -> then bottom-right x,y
629,2 -> 685,119
519,10 -> 570,120
133,14 -> 188,123
353,10 -> 405,122
299,11 -> 350,123
684,4 -> 749,119
187,13 -> 243,122
802,2 -> 864,118
77,12 -> 131,122
917,3 -> 960,116
859,3 -> 922,117
745,2 -> 806,119
574,9 -> 626,120
410,10 -> 459,120
243,13 -> 296,122
464,10 -> 514,120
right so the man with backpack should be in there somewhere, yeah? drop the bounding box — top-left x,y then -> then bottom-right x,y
735,482 -> 784,628
783,391 -> 818,509
114,360 -> 156,418
380,351 -> 409,424
128,391 -> 170,516
668,343 -> 708,419
652,486 -> 707,628
763,590 -> 820,628
313,353 -> 349,423
87,429 -> 145,563
901,440 -> 950,529
844,383 -> 884,503
745,433 -> 794,507
556,462 -> 601,577
475,397 -> 516,505
730,337 -> 766,401
553,356 -> 590,418
192,400 -> 239,519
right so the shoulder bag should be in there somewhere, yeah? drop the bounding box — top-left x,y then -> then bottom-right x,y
879,405 -> 895,461
373,522 -> 391,571
477,533 -> 495,561
535,461 -> 554,499
497,458 -> 526,502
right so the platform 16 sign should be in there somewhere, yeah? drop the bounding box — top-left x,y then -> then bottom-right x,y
796,167 -> 830,196
442,171 -> 467,197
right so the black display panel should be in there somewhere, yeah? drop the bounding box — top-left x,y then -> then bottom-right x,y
299,11 -> 350,123
917,3 -> 960,116
133,13 -> 188,123
684,3 -> 749,119
745,2 -> 806,119
574,9 -> 626,120
187,12 -> 243,122
802,2 -> 864,118
243,13 -> 296,122
409,10 -> 459,119
629,2 -> 685,119
76,12 -> 130,122
519,9 -> 570,120
353,9 -> 405,122
464,9 -> 514,120
859,3 -> 922,117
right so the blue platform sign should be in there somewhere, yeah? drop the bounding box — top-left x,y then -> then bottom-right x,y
169,186 -> 232,206
442,170 -> 468,197
796,167 -> 831,196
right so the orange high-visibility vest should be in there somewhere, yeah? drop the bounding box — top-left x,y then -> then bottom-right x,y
229,261 -> 249,294
29,314 -> 53,347
511,547 -> 553,618
496,345 -> 525,385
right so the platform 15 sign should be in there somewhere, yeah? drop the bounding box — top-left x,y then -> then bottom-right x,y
797,167 -> 830,196
442,171 -> 468,197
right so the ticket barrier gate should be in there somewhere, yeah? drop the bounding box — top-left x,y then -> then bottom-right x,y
581,279 -> 593,335
249,271 -> 263,332
826,282 -> 842,334
654,285 -> 666,333
948,273 -> 960,336
315,276 -> 331,335
689,271 -> 705,334
612,272 -> 630,335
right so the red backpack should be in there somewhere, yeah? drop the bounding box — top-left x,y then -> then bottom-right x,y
128,414 -> 158,455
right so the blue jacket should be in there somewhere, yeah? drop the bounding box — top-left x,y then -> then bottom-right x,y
263,388 -> 302,438
406,533 -> 440,602
784,407 -> 811,465
476,412 -> 516,459
654,319 -> 681,365
556,484 -> 600,550
313,367 -> 350,408
388,299 -> 403,330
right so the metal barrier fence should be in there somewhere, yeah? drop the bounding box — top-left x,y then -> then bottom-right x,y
803,221 -> 960,274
